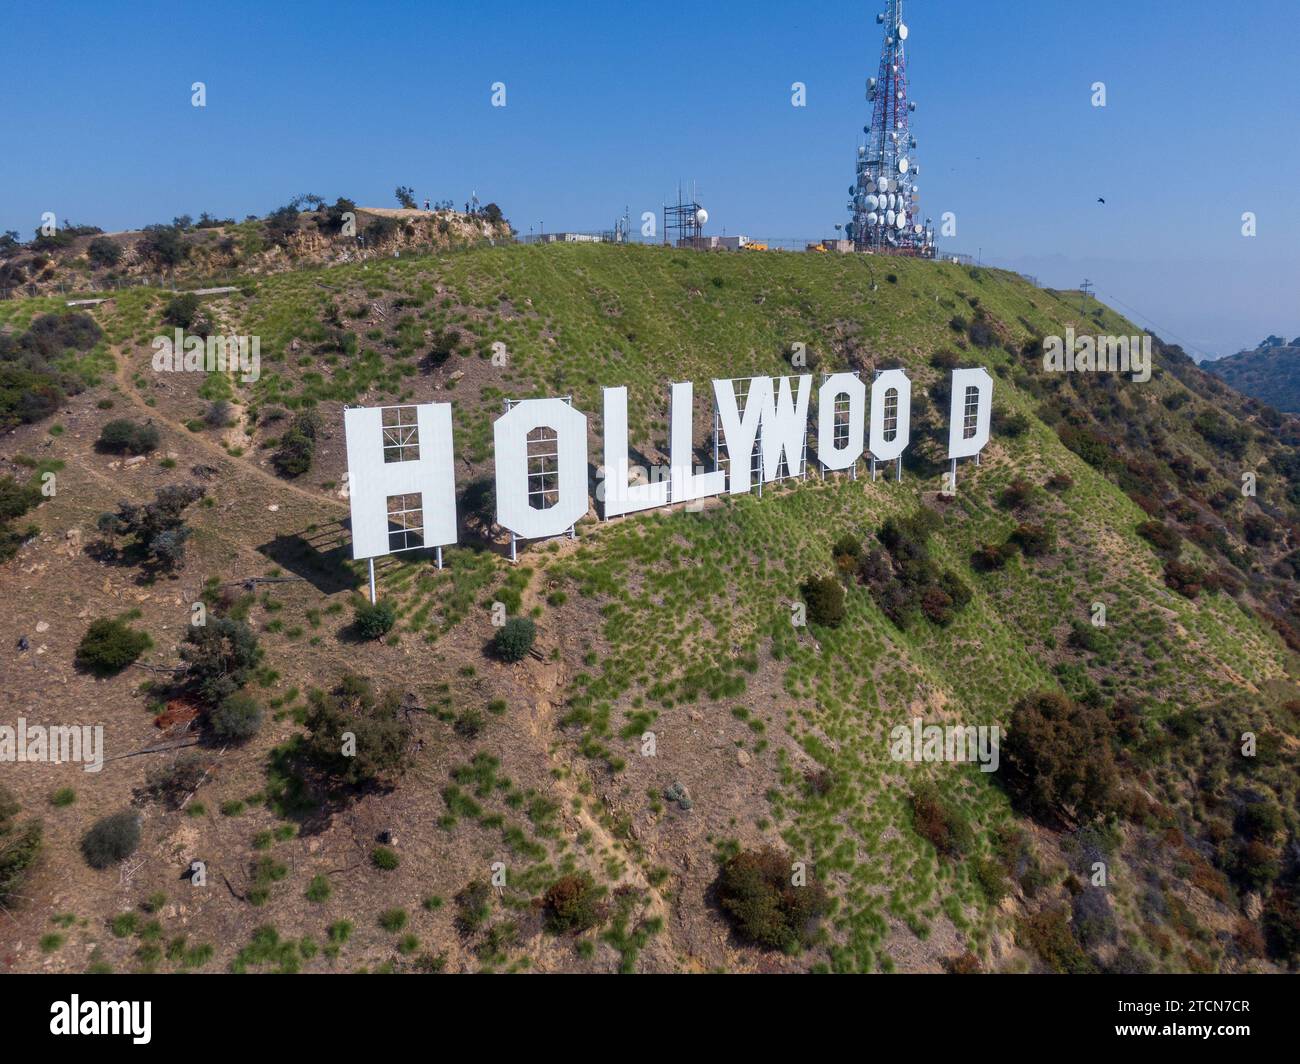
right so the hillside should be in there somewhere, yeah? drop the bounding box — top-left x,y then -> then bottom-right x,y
2,243 -> 1299,975
1204,336 -> 1300,413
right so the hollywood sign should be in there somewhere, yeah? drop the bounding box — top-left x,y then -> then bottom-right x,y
344,368 -> 992,567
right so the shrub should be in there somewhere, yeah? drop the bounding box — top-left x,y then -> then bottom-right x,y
716,847 -> 828,951
138,224 -> 188,267
1136,520 -> 1181,557
204,400 -> 231,429
1163,559 -> 1205,599
99,483 -> 205,571
161,292 -> 203,330
272,411 -> 320,477
454,880 -> 492,935
86,237 -> 123,268
75,617 -> 151,675
353,598 -> 396,640
1015,906 -> 1094,974
1010,522 -> 1055,557
0,786 -> 43,906
81,811 -> 141,869
800,575 -> 845,628
998,478 -> 1036,510
145,752 -> 208,807
181,616 -> 260,704
493,617 -> 536,662
1002,692 -> 1119,823
1071,886 -> 1117,947
543,872 -> 605,934
97,419 -> 159,455
372,847 -> 400,871
971,542 -> 1014,572
910,782 -> 973,857
209,692 -> 262,743
1263,887 -> 1300,962
303,673 -> 412,787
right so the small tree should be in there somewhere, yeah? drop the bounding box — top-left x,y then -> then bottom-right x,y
182,616 -> 260,704
394,186 -> 417,210
103,483 -> 205,571
75,617 -> 151,675
81,811 -> 141,869
492,617 -> 536,662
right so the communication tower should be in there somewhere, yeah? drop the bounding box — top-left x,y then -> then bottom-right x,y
847,1 -> 935,256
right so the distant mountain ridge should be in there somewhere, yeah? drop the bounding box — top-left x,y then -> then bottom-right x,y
1204,335 -> 1300,412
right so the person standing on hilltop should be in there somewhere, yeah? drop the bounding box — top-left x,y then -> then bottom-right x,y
423,198 -> 430,212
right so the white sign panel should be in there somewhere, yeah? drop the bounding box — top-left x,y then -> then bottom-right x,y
344,403 -> 457,560
494,397 -> 589,540
947,367 -> 994,460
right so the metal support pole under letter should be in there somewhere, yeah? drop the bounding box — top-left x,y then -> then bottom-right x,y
895,457 -> 902,483
435,546 -> 443,570
368,558 -> 376,604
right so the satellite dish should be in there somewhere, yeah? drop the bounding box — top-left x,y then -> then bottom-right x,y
858,145 -> 866,156
877,177 -> 889,193
695,208 -> 708,226
876,12 -> 884,23
867,194 -> 879,210
849,185 -> 856,195
896,213 -> 907,229
909,101 -> 917,112
886,209 -> 896,226
914,224 -> 924,235
898,23 -> 909,40
867,212 -> 879,226
898,158 -> 910,174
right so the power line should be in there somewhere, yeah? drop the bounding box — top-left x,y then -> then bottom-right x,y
1087,284 -> 1216,362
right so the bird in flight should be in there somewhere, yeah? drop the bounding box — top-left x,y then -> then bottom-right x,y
1097,197 -> 1106,205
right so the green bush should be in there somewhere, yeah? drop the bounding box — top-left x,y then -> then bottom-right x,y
81,811 -> 141,869
303,674 -> 412,787
181,616 -> 260,704
715,847 -> 829,951
800,575 -> 845,628
97,418 -> 159,455
1003,692 -> 1119,823
493,617 -> 536,662
86,237 -> 123,268
353,598 -> 396,640
272,411 -> 320,477
75,617 -> 151,675
209,692 -> 263,743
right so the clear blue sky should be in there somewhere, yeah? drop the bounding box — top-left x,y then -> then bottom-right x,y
2,0 -> 1297,357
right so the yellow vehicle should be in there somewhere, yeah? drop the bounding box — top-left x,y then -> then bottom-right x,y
743,241 -> 769,251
